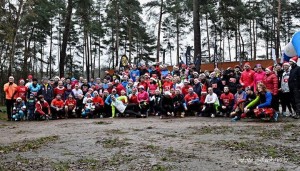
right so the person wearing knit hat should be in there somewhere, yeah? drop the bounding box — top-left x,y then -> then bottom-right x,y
280,61 -> 293,117
263,65 -> 279,113
240,62 -> 255,89
288,56 -> 300,119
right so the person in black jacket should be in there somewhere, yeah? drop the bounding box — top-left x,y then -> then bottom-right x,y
193,78 -> 202,98
173,88 -> 186,117
38,78 -> 54,105
159,91 -> 174,119
288,57 -> 300,119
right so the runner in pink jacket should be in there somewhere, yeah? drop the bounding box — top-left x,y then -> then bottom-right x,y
253,64 -> 265,92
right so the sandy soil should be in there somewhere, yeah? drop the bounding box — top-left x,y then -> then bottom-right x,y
0,116 -> 299,171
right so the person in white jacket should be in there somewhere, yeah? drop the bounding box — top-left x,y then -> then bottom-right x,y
202,87 -> 219,118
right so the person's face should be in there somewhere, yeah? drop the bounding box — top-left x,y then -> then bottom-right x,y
257,67 -> 262,72
224,87 -> 229,93
79,77 -> 84,81
257,86 -> 262,92
121,91 -> 126,96
210,73 -> 215,78
111,95 -> 115,101
40,97 -> 44,101
266,70 -> 271,75
175,90 -> 180,95
90,78 -> 94,82
244,65 -> 250,70
20,81 -> 25,85
112,90 -> 117,94
83,79 -> 87,84
194,79 -> 199,84
54,78 -> 59,82
75,85 -> 79,89
188,89 -> 193,94
58,81 -> 63,87
283,65 -> 289,71
56,95 -> 61,100
289,61 -> 295,66
155,90 -> 160,95
43,79 -> 48,84
208,88 -> 213,94
138,88 -> 143,92
275,65 -> 281,71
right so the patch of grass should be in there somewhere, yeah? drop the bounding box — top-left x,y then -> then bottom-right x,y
214,140 -> 300,164
0,124 -> 8,128
132,128 -> 143,131
0,135 -> 59,153
15,154 -> 30,164
143,144 -> 160,152
94,121 -> 112,125
108,153 -> 136,166
189,126 -> 232,135
15,130 -> 29,134
77,158 -> 100,170
151,164 -> 169,171
98,138 -> 131,148
146,126 -> 154,129
0,112 -> 7,121
162,134 -> 177,138
52,161 -> 70,171
258,129 -> 282,139
104,129 -> 128,135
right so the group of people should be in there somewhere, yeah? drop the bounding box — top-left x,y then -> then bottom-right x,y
3,56 -> 300,122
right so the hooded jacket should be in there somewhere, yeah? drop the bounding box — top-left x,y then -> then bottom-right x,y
263,71 -> 278,95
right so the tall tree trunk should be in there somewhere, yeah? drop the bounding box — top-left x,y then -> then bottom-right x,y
85,31 -> 90,81
49,20 -> 53,78
59,0 -> 73,77
115,1 -> 120,67
193,0 -> 201,71
176,14 -> 179,65
235,28 -> 238,62
276,0 -> 281,59
227,31 -> 231,61
8,0 -> 24,77
156,0 -> 164,62
253,19 -> 256,60
206,14 -> 211,62
249,20 -> 252,60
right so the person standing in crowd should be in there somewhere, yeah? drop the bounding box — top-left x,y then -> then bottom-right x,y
280,62 -> 293,116
130,65 -> 140,82
263,66 -> 279,113
253,64 -> 265,92
240,62 -> 255,89
3,76 -> 18,121
28,78 -> 41,98
39,78 -> 54,104
210,72 -> 222,97
288,56 -> 300,119
16,79 -> 28,102
25,75 -> 33,88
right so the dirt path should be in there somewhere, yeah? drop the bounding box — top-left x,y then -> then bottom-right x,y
0,116 -> 299,171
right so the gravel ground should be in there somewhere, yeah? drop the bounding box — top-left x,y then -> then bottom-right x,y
0,116 -> 299,171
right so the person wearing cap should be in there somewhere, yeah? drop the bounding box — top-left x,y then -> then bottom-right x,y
130,65 -> 140,82
16,79 -> 28,102
138,76 -> 148,91
38,77 -> 54,104
288,56 -> 300,119
162,76 -> 173,92
148,77 -> 158,96
137,85 -> 150,117
279,62 -> 293,117
184,87 -> 200,116
35,95 -> 51,120
12,97 -> 26,121
28,78 -> 41,98
64,94 -> 77,118
240,62 -> 255,89
25,75 -> 33,88
27,93 -> 36,120
201,87 -> 218,118
82,97 -> 95,119
181,79 -> 192,96
121,75 -> 129,88
230,84 -> 247,121
263,66 -> 279,113
50,94 -> 65,119
53,76 -> 60,88
4,76 -> 18,121
114,79 -> 126,96
253,64 -> 265,92
172,66 -> 180,76
126,79 -> 134,96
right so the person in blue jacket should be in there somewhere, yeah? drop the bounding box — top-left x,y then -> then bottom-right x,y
130,65 -> 140,82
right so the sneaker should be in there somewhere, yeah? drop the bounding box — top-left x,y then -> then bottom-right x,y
231,116 -> 240,122
273,112 -> 279,122
193,111 -> 198,116
241,113 -> 247,118
171,112 -> 174,117
282,112 -> 288,117
211,114 -> 215,118
181,112 -> 185,118
230,111 -> 236,117
292,114 -> 300,119
160,115 -> 163,119
167,112 -> 171,116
